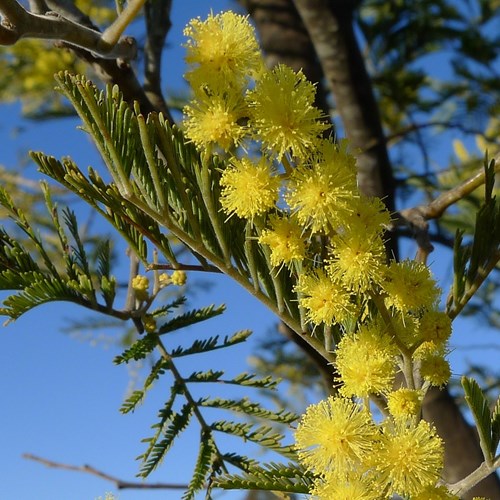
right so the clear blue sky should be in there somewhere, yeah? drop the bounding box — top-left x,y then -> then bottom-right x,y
0,2 -> 499,500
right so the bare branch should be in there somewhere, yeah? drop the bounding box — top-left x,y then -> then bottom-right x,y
23,454 -> 188,490
0,0 -> 135,59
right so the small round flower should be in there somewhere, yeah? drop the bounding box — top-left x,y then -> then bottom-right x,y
327,233 -> 387,292
143,314 -> 157,333
171,270 -> 187,286
419,352 -> 451,387
312,471 -> 379,500
387,388 -> 422,419
158,273 -> 171,288
418,310 -> 452,345
336,322 -> 398,398
132,275 -> 150,302
372,420 -> 444,497
413,485 -> 459,499
294,269 -> 354,326
383,260 -> 440,313
295,396 -> 377,476
220,157 -> 280,219
184,11 -> 263,86
286,148 -> 358,233
344,194 -> 392,238
247,64 -> 329,160
183,91 -> 248,151
258,215 -> 306,267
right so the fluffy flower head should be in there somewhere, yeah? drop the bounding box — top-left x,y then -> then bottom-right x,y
294,269 -> 354,326
184,12 -> 263,86
295,396 -> 377,475
248,64 -> 328,160
372,420 -> 444,497
336,322 -> 398,398
258,215 -> 306,267
220,157 -> 280,219
387,388 -> 422,419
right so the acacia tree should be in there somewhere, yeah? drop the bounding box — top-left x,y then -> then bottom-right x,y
0,0 -> 500,499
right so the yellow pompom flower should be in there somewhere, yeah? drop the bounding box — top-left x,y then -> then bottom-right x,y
383,260 -> 440,313
295,396 -> 377,476
312,471 -> 379,500
171,270 -> 187,286
220,157 -> 280,219
327,232 -> 386,292
184,11 -> 263,87
248,64 -> 329,160
294,269 -> 354,326
143,314 -> 157,333
335,322 -> 398,398
132,275 -> 150,302
258,215 -> 306,267
183,91 -> 248,151
387,388 -> 422,419
372,420 -> 444,497
413,485 -> 459,499
418,309 -> 452,345
419,352 -> 451,387
286,146 -> 358,233
345,195 -> 392,237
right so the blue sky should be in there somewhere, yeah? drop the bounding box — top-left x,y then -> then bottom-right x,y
1,2 -> 499,500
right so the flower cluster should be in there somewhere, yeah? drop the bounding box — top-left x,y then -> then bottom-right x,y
182,11 -> 456,499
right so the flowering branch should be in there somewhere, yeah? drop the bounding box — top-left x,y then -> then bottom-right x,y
447,455 -> 500,497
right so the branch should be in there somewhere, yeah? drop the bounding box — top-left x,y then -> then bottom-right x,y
447,455 -> 500,497
392,153 -> 500,263
22,453 -> 189,490
0,0 -> 136,59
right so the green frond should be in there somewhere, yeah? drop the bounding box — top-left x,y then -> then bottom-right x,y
137,402 -> 193,478
149,296 -> 186,317
157,304 -> 226,335
113,333 -> 158,364
213,462 -> 313,494
199,397 -> 299,424
169,330 -> 252,358
144,359 -> 169,388
120,390 -> 145,414
182,431 -> 217,500
210,421 -> 296,459
185,370 -> 225,383
220,452 -> 257,471
462,376 -> 493,461
232,373 -> 280,389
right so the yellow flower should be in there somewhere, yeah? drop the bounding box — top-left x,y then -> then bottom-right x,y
294,269 -> 354,326
295,396 -> 377,476
143,314 -> 157,333
413,485 -> 459,499
248,64 -> 329,160
183,91 -> 248,151
344,195 -> 392,238
184,11 -> 263,87
336,322 -> 398,398
286,144 -> 358,233
171,270 -> 187,286
327,232 -> 386,292
372,420 -> 444,497
220,157 -> 280,219
419,351 -> 451,387
383,260 -> 440,313
312,470 -> 379,500
387,388 -> 422,419
418,309 -> 452,345
258,215 -> 306,267
132,275 -> 150,302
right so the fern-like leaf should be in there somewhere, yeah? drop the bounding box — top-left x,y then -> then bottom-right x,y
169,330 -> 251,358
213,462 -> 314,494
114,334 -> 158,364
138,402 -> 193,478
462,376 -> 493,461
157,304 -> 226,335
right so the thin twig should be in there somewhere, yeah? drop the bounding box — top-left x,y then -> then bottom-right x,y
22,454 -> 188,490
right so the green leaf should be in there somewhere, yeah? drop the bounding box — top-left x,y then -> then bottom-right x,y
169,330 -> 252,358
120,390 -> 145,414
462,376 -> 493,461
157,304 -> 226,335
114,334 -> 158,364
138,402 -> 193,478
491,396 -> 500,454
213,462 -> 314,494
182,431 -> 217,500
